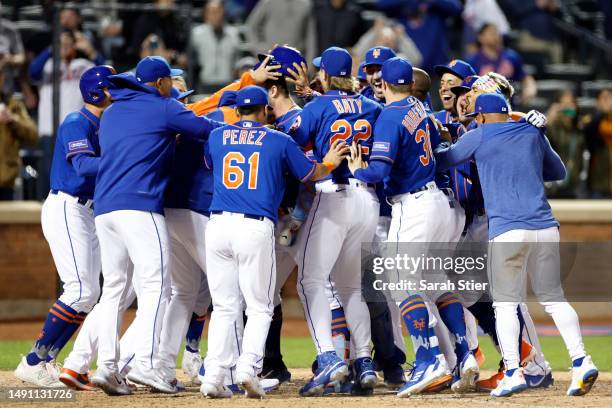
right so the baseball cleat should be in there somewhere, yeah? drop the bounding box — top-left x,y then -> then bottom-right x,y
91,366 -> 133,396
451,353 -> 479,393
229,378 -> 280,395
278,220 -> 302,246
567,355 -> 598,396
46,360 -> 63,382
14,356 -> 64,388
181,349 -> 203,385
476,360 -> 504,391
260,358 -> 292,384
237,372 -> 265,398
354,357 -> 377,389
524,370 -> 554,388
59,368 -> 96,391
201,382 -> 232,398
299,351 -> 349,397
397,358 -> 446,397
490,368 -> 528,397
126,363 -> 177,394
422,373 -> 452,392
383,364 -> 405,388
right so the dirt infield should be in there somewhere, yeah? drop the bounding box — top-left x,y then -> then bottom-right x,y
1,369 -> 611,408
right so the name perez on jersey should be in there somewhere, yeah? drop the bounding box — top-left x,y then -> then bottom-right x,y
222,128 -> 266,146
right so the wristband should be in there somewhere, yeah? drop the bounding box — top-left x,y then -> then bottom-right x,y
323,161 -> 335,172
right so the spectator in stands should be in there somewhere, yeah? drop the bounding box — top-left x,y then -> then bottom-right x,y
585,88 -> 612,198
352,17 -> 422,67
498,0 -> 562,64
376,0 -> 462,73
461,0 -> 510,55
246,0 -> 317,65
191,0 -> 241,91
28,30 -> 94,200
59,6 -> 105,66
545,90 -> 586,198
0,11 -> 25,96
130,0 -> 188,67
315,0 -> 366,55
465,23 -> 537,105
0,72 -> 38,200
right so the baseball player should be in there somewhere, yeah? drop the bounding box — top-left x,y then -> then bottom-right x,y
346,57 -> 475,396
288,46 -> 382,396
435,92 -> 598,397
433,59 -> 476,125
359,46 -> 411,389
90,56 -> 223,396
14,65 -> 115,389
200,85 -> 348,398
448,76 -> 556,391
361,46 -> 396,103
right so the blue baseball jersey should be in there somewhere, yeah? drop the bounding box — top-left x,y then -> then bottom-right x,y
289,90 -> 381,181
435,121 -> 565,239
275,106 -> 302,133
434,109 -> 457,125
446,120 -> 485,217
207,120 -> 316,223
276,107 -> 303,209
369,96 -> 436,197
50,107 -> 100,199
165,138 -> 213,215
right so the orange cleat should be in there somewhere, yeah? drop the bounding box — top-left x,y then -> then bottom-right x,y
422,374 -> 453,393
474,346 -> 486,368
59,368 -> 96,391
476,362 -> 504,392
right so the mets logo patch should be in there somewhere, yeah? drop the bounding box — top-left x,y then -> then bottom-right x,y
68,139 -> 89,151
372,142 -> 390,152
373,48 -> 381,58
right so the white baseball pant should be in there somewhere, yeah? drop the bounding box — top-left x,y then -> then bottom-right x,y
155,208 -> 211,378
489,227 -> 586,370
203,212 -> 276,384
297,179 -> 379,359
41,192 -> 100,313
94,210 -> 170,372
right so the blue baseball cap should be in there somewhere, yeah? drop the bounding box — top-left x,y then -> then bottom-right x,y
170,87 -> 194,100
466,93 -> 509,117
256,45 -> 307,76
451,75 -> 479,96
434,59 -> 476,80
381,57 -> 413,85
316,47 -> 352,77
364,46 -> 397,67
356,62 -> 366,81
235,86 -> 268,108
135,56 -> 183,83
218,90 -> 237,108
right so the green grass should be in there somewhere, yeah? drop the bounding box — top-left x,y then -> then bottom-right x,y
2,336 -> 611,372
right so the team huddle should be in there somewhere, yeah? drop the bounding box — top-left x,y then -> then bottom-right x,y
13,42 -> 599,400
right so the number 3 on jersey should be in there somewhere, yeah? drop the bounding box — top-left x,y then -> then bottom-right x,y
330,119 -> 372,154
223,152 -> 260,189
415,123 -> 433,166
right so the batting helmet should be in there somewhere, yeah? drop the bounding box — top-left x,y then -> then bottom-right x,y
79,65 -> 116,105
256,45 -> 307,77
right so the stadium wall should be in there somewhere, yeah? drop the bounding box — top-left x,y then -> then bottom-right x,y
0,200 -> 611,321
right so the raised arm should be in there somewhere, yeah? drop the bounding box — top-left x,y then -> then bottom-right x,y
434,127 -> 482,172
541,132 -> 567,181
